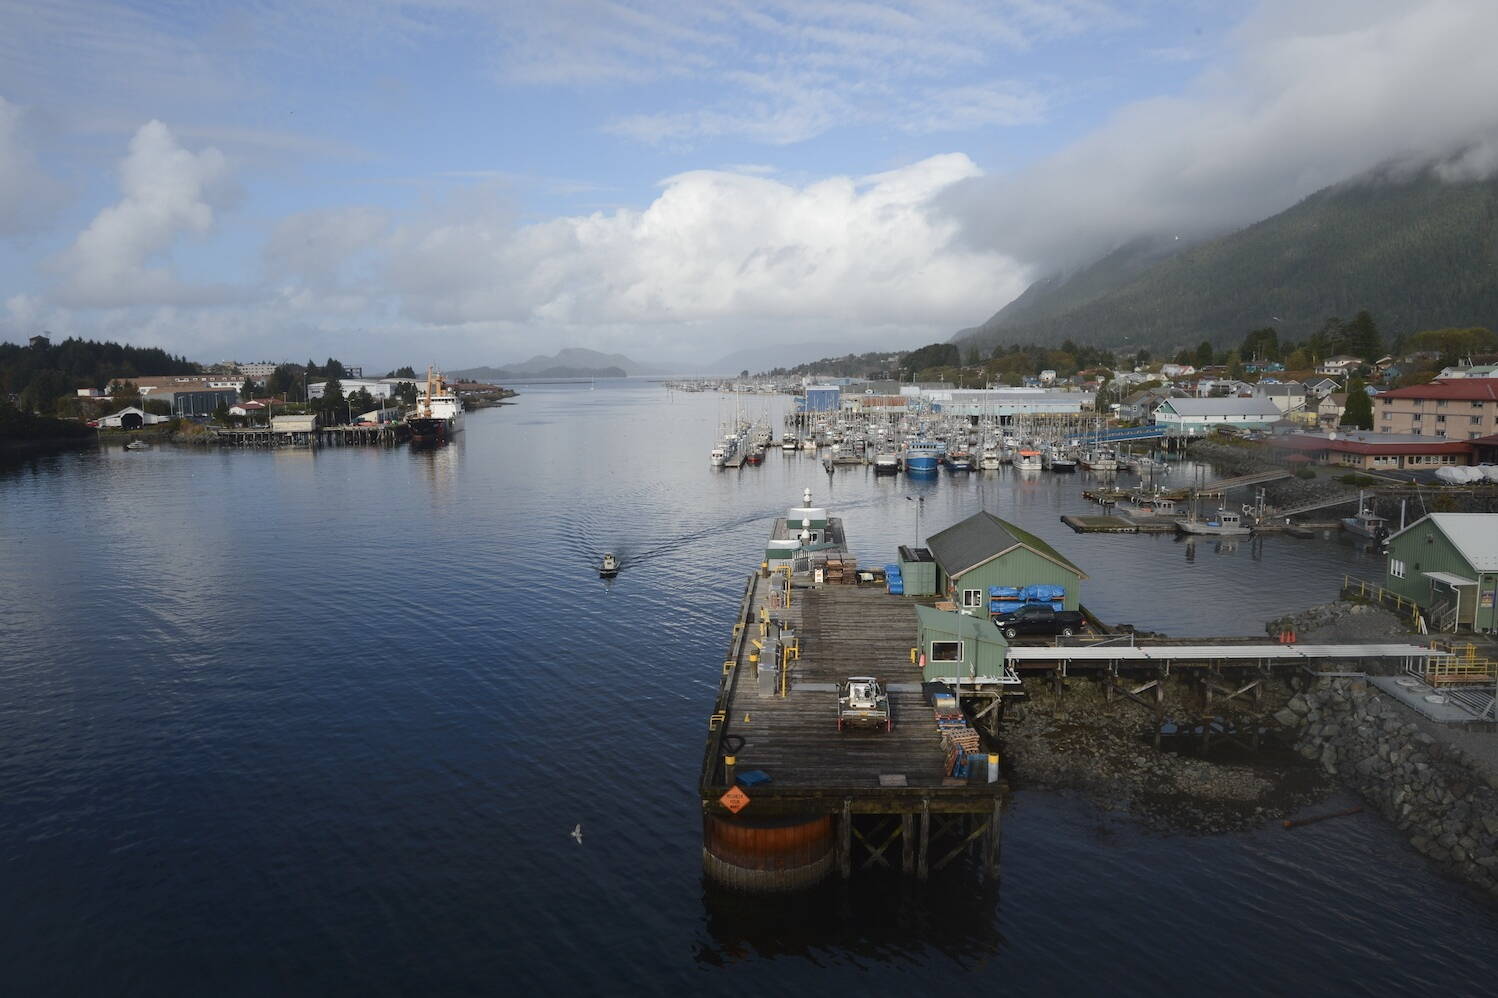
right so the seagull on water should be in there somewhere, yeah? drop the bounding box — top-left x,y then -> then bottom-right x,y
571,823 -> 583,845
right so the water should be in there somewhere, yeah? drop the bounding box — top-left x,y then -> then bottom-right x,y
3,379 -> 1497,995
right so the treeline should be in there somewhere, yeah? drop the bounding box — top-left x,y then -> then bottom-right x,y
0,336 -> 200,412
760,350 -> 904,380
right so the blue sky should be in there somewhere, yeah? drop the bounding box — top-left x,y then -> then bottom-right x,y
1,1 -> 1497,370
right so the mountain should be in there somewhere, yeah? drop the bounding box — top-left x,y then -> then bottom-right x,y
955,169 -> 1498,353
451,347 -> 678,381
709,341 -> 873,377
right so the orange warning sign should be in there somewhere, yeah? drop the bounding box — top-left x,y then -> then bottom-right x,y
719,786 -> 750,814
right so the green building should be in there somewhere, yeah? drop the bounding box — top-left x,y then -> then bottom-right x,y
1383,513 -> 1498,634
914,605 -> 1011,685
896,545 -> 938,597
925,511 -> 1088,614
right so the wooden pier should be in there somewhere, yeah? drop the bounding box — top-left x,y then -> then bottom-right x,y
209,423 -> 410,447
700,556 -> 1004,890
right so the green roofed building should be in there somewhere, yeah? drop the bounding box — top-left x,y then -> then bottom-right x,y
926,511 -> 1088,614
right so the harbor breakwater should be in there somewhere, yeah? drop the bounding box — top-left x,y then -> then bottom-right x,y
1279,677 -> 1498,896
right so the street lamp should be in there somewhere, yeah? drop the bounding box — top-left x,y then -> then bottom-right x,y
905,494 -> 924,546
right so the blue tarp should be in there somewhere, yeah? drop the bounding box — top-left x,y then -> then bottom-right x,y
1021,584 -> 1066,602
988,586 -> 1022,598
885,564 -> 902,577
990,599 -> 1024,614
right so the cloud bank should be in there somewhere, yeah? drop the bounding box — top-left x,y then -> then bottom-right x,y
941,0 -> 1498,271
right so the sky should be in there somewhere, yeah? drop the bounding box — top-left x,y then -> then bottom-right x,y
2,0 -> 1498,371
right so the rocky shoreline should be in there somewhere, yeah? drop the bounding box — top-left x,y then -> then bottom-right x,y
1280,677 -> 1498,896
1000,678 -> 1329,833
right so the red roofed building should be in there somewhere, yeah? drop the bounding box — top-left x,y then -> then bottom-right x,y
1376,380 -> 1498,440
1266,431 -> 1472,471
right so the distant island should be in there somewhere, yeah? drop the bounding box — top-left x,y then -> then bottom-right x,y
452,347 -> 646,381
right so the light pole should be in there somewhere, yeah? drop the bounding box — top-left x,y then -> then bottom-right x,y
905,494 -> 924,546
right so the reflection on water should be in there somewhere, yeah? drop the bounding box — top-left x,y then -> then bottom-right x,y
2,381 -> 1496,994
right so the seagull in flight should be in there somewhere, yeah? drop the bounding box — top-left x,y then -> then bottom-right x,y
570,823 -> 583,845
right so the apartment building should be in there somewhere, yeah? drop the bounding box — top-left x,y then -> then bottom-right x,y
1376,380 -> 1498,439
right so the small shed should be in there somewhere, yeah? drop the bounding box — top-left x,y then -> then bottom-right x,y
915,605 -> 1010,684
897,545 -> 937,596
926,511 -> 1087,614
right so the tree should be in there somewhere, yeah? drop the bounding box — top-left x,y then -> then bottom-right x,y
318,377 -> 345,423
385,366 -> 417,378
1134,348 -> 1151,367
1194,340 -> 1214,368
324,358 -> 347,378
347,388 -> 376,417
266,364 -> 301,399
1173,348 -> 1193,366
902,343 -> 961,379
240,377 -> 256,401
393,381 -> 418,406
1341,377 -> 1373,429
1240,326 -> 1279,362
212,402 -> 231,424
1337,310 -> 1382,359
107,379 -> 141,404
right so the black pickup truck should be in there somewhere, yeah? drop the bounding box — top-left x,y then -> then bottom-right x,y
993,604 -> 1086,639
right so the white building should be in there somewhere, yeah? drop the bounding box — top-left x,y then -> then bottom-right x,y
1317,355 -> 1364,376
921,387 -> 1095,417
1152,397 -> 1282,434
308,378 -> 399,400
96,406 -> 171,429
1160,363 -> 1196,379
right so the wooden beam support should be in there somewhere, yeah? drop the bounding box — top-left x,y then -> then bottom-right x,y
901,813 -> 915,875
933,819 -> 989,871
918,799 -> 930,881
840,798 -> 852,880
984,798 -> 1001,882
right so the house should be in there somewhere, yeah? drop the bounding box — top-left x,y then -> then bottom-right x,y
1265,431 -> 1471,471
1160,363 -> 1195,379
96,406 -> 170,429
1117,386 -> 1175,422
1383,514 -> 1498,634
1152,397 -> 1282,434
914,605 -> 1014,686
1303,377 -> 1340,398
1374,380 -> 1498,440
1317,355 -> 1365,376
925,511 -> 1087,614
228,398 -> 286,418
1317,393 -> 1347,426
1435,364 -> 1498,380
1254,381 -> 1309,415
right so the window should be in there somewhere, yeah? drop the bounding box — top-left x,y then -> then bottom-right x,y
1412,429 -> 1422,436
930,641 -> 963,662
1437,415 -> 1446,423
1412,413 -> 1422,421
1473,416 -> 1482,425
1382,397 -> 1392,405
1437,400 -> 1448,408
1475,402 -> 1485,409
961,589 -> 983,610
1382,411 -> 1391,421
1390,558 -> 1406,579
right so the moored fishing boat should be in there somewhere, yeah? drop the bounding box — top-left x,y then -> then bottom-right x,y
1013,448 -> 1043,471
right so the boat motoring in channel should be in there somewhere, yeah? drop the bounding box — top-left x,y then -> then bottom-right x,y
408,367 -> 465,445
599,552 -> 620,577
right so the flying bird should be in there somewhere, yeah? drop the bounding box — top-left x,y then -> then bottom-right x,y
570,823 -> 583,844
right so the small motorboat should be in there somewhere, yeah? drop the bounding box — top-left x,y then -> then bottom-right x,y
599,553 -> 621,578
124,439 -> 151,451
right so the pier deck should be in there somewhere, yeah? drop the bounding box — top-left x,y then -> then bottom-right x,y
729,583 -> 953,789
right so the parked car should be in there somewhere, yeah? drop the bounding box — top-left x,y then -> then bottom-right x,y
993,605 -> 1086,639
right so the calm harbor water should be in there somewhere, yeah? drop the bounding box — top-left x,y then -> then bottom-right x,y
4,379 -> 1498,995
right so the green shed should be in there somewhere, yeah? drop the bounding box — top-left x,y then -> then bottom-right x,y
926,511 -> 1088,615
1383,513 -> 1498,634
915,605 -> 1011,684
897,545 -> 938,597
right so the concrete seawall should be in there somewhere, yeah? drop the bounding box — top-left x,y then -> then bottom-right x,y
1280,676 -> 1498,895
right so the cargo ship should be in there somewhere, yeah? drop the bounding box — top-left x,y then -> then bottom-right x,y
409,368 -> 465,445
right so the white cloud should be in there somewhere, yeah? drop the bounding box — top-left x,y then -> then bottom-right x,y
50,120 -> 237,307
379,155 -> 1024,355
0,96 -> 62,236
941,0 -> 1498,270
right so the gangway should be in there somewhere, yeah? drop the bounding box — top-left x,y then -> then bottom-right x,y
1268,492 -> 1362,519
1068,425 -> 1166,445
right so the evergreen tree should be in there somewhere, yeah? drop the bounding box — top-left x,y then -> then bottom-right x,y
1341,377 -> 1373,429
240,377 -> 255,401
1194,340 -> 1214,367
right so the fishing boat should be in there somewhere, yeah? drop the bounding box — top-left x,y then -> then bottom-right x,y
1044,445 -> 1076,472
408,367 -> 465,445
903,439 -> 943,477
1079,447 -> 1118,472
746,446 -> 764,465
1176,507 -> 1253,536
980,445 -> 1001,470
599,553 -> 620,578
1342,494 -> 1389,540
710,445 -> 727,467
945,449 -> 974,472
781,434 -> 798,452
873,452 -> 901,475
1012,448 -> 1043,471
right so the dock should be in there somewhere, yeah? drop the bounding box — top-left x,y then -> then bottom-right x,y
700,541 -> 1005,890
209,423 -> 411,447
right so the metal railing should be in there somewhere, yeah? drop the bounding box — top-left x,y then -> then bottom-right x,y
1341,574 -> 1427,629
